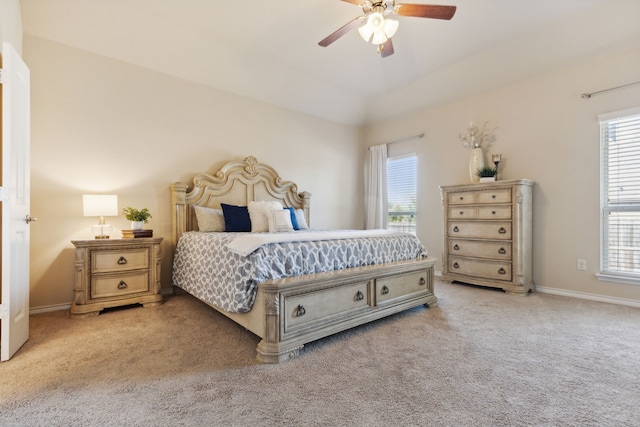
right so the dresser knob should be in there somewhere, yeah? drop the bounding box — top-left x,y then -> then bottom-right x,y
354,290 -> 364,301
498,247 -> 506,254
295,305 -> 306,317
453,226 -> 459,232
498,268 -> 506,275
459,211 -> 464,215
492,211 -> 496,215
453,244 -> 460,251
492,195 -> 496,199
381,285 -> 390,295
453,262 -> 460,269
419,277 -> 426,286
459,196 -> 464,201
498,227 -> 507,234
117,256 -> 128,265
117,280 -> 128,289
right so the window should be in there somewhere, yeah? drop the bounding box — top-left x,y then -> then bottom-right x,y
599,107 -> 640,284
387,154 -> 417,234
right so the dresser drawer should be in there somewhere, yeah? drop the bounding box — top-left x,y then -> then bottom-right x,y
284,281 -> 370,332
449,221 -> 512,239
376,269 -> 429,304
477,206 -> 511,220
91,272 -> 149,298
448,188 -> 511,205
448,206 -> 477,219
92,248 -> 149,273
449,257 -> 512,281
449,239 -> 512,260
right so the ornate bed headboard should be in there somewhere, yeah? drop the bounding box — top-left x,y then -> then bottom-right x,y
170,156 -> 311,253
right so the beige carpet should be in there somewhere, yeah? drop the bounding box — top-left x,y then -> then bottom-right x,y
1,279 -> 640,426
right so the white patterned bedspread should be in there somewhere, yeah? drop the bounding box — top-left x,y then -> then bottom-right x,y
172,230 -> 428,313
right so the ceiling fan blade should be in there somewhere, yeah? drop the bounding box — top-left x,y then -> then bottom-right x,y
380,38 -> 394,58
318,16 -> 363,47
396,4 -> 457,20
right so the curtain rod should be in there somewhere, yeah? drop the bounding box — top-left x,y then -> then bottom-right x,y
581,80 -> 640,99
388,133 -> 425,145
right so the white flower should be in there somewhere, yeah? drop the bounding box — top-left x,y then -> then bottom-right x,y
458,121 -> 496,149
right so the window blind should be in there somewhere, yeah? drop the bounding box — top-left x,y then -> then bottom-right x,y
387,155 -> 417,234
600,109 -> 640,277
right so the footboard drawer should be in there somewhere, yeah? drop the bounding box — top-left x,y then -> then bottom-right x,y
376,269 -> 430,305
283,281 -> 370,333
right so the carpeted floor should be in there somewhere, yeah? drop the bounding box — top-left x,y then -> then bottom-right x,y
1,279 -> 640,426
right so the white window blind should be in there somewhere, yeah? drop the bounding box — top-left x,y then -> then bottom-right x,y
387,155 -> 417,234
600,108 -> 640,282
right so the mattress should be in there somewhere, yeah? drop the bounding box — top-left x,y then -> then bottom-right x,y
172,230 -> 427,313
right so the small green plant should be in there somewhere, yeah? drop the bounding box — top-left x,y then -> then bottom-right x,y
123,207 -> 152,223
476,166 -> 497,178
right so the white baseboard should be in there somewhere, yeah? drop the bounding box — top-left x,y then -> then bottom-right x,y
536,285 -> 640,308
30,303 -> 71,315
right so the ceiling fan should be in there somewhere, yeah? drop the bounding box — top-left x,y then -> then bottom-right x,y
318,1 -> 456,58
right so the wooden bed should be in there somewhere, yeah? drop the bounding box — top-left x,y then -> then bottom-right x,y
171,156 -> 437,363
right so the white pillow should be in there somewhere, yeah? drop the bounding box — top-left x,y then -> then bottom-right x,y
193,205 -> 225,232
267,209 -> 294,233
295,208 -> 309,230
248,201 -> 283,232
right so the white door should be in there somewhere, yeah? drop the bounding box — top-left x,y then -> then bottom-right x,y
0,42 -> 31,362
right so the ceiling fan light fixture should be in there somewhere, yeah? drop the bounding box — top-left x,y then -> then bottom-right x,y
384,18 -> 399,38
371,29 -> 388,45
357,22 -> 374,43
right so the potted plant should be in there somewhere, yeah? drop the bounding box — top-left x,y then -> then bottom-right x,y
123,207 -> 152,230
476,166 -> 497,183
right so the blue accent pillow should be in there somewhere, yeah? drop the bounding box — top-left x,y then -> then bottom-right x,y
221,204 -> 251,232
284,207 -> 299,230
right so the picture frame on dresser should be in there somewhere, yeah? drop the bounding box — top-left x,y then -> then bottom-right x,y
439,180 -> 534,295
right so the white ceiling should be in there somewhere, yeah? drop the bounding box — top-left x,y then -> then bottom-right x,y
20,0 -> 640,126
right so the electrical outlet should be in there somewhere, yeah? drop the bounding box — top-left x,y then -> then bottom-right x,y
577,259 -> 587,271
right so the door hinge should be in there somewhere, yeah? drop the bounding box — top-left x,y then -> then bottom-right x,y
0,187 -> 9,202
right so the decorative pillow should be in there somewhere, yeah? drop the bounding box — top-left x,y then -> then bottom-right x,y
248,201 -> 283,232
193,205 -> 225,232
221,203 -> 251,232
284,207 -> 300,230
295,208 -> 309,230
267,209 -> 294,233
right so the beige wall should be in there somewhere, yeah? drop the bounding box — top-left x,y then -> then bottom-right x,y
24,35 -> 364,310
365,42 -> 640,305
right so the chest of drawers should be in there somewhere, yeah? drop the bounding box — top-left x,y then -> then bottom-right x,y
440,180 -> 534,295
70,238 -> 163,317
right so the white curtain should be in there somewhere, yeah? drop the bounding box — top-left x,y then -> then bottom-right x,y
365,144 -> 388,230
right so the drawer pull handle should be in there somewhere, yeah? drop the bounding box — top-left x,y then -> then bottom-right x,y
117,280 -> 128,289
459,196 -> 464,201
498,227 -> 507,234
453,226 -> 459,232
381,285 -> 390,295
453,244 -> 460,251
492,211 -> 496,215
117,256 -> 128,265
459,211 -> 464,215
498,247 -> 506,255
453,262 -> 460,269
354,290 -> 364,301
295,305 -> 306,317
419,277 -> 426,286
492,195 -> 496,199
498,268 -> 506,275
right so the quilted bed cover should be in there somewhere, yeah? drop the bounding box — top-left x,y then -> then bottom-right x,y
172,230 -> 428,313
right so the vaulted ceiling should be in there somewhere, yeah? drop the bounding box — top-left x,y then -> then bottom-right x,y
20,0 -> 640,126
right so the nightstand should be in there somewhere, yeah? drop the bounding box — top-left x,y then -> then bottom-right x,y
70,237 -> 163,317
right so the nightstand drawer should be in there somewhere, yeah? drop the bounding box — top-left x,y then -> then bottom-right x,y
92,272 -> 149,298
92,248 -> 149,273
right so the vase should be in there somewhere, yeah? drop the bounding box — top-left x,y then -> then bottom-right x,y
469,147 -> 484,183
131,221 -> 143,230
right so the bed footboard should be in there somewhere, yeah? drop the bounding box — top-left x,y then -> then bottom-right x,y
255,257 -> 437,363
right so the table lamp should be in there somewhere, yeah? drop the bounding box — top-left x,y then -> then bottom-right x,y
83,194 -> 118,239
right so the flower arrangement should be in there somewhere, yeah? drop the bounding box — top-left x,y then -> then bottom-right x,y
122,207 -> 152,223
458,121 -> 496,149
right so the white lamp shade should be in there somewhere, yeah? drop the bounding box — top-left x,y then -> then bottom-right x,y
384,19 -> 399,38
358,13 -> 398,45
83,194 -> 118,217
